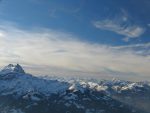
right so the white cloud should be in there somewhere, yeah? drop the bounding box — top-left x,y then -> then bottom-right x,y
0,24 -> 149,80
93,19 -> 145,41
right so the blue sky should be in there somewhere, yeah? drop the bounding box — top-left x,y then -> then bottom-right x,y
0,0 -> 149,80
0,0 -> 149,45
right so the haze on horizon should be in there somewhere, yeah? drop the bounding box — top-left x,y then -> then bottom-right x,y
0,0 -> 150,81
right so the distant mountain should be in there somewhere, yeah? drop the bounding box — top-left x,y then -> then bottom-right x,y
0,64 -> 149,113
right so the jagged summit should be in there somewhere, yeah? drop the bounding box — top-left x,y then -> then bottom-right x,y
1,64 -> 25,74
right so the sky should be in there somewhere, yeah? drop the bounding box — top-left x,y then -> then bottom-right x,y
0,0 -> 150,81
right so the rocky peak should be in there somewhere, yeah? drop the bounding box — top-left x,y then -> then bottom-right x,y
1,64 -> 25,74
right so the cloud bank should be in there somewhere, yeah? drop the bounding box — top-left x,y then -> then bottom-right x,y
0,24 -> 149,80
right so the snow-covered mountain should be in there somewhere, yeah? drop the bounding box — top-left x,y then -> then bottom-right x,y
0,64 -> 149,113
1,64 -> 25,74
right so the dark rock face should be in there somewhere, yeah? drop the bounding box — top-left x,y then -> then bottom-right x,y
14,64 -> 25,74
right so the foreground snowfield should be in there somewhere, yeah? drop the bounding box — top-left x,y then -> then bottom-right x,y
0,64 -> 150,113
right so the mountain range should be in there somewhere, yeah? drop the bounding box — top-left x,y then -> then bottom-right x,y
0,64 -> 150,113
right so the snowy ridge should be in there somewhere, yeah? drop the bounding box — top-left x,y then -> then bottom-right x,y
0,64 -> 149,98
0,64 -> 69,99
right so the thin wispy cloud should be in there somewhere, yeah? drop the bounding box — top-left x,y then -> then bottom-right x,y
0,24 -> 149,80
93,19 -> 145,42
111,43 -> 150,56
